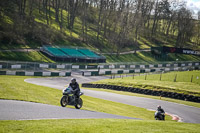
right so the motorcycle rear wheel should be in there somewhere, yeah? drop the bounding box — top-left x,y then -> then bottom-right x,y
75,98 -> 83,109
60,96 -> 68,107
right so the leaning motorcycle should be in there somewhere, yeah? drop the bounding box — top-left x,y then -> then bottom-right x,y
60,88 -> 84,109
154,111 -> 165,120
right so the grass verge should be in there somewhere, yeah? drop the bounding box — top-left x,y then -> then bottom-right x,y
1,119 -> 200,133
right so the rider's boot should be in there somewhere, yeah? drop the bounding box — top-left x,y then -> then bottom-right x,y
75,95 -> 80,105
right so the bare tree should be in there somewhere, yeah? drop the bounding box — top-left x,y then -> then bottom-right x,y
176,7 -> 194,48
80,0 -> 89,43
68,0 -> 79,30
96,0 -> 107,40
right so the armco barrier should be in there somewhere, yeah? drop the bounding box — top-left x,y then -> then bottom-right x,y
82,64 -> 200,76
82,83 -> 200,103
0,71 -> 71,77
1,61 -> 199,70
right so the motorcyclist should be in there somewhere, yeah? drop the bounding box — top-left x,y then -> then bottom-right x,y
155,105 -> 165,120
68,78 -> 80,103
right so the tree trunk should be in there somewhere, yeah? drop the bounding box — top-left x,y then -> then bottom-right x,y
97,0 -> 104,40
29,0 -> 33,16
45,0 -> 49,25
166,14 -> 173,36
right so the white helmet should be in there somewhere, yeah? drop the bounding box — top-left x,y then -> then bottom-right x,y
157,105 -> 161,109
71,78 -> 76,82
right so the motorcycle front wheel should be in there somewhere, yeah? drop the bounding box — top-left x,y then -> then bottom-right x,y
75,98 -> 83,109
60,96 -> 68,107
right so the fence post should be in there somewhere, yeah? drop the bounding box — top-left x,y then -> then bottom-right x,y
145,73 -> 147,80
160,73 -> 162,81
174,74 -> 177,82
191,75 -> 193,83
133,74 -> 134,79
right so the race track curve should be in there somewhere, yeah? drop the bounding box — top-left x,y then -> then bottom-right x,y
24,76 -> 200,123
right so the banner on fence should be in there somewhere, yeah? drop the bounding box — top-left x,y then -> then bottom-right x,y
151,46 -> 200,56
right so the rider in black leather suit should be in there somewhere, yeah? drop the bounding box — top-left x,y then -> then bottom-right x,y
68,78 -> 80,102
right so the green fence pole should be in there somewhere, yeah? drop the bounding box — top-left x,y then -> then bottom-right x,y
160,73 -> 162,81
191,75 -> 193,83
174,74 -> 177,82
145,74 -> 147,80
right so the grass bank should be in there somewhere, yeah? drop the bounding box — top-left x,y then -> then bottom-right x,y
1,119 -> 200,133
105,52 -> 200,63
0,51 -> 54,63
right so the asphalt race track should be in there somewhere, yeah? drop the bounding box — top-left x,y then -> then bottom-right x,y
1,75 -> 200,123
0,99 -> 135,120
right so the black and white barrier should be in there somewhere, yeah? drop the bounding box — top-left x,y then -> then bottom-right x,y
0,62 -> 199,70
81,66 -> 200,76
0,71 -> 71,76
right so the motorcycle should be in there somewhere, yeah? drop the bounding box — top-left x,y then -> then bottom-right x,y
60,87 -> 84,109
154,111 -> 165,120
